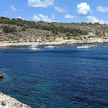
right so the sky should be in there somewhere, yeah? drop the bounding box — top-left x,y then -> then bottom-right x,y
0,0 -> 108,24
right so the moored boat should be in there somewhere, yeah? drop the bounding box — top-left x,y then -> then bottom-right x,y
29,43 -> 40,51
77,45 -> 96,49
44,45 -> 56,49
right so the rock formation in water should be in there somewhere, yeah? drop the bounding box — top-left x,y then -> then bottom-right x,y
0,92 -> 31,108
0,71 -> 4,80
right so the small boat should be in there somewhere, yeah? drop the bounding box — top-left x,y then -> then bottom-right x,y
29,44 -> 40,51
44,45 -> 56,49
30,47 -> 40,51
77,45 -> 96,49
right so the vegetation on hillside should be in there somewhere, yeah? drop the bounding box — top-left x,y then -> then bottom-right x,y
2,26 -> 16,33
0,17 -> 88,35
0,16 -> 108,42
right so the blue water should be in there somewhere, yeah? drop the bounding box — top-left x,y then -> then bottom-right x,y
0,44 -> 108,108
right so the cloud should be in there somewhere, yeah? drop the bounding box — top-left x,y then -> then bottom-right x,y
96,6 -> 108,13
10,5 -> 16,11
77,2 -> 91,15
65,14 -> 75,19
16,16 -> 24,20
33,14 -> 53,22
54,6 -> 68,13
28,0 -> 54,8
86,16 -> 108,24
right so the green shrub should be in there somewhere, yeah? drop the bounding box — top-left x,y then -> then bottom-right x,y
21,27 -> 26,31
2,26 -> 16,33
95,30 -> 101,35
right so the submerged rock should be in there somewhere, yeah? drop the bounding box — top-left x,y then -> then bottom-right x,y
0,92 -> 31,108
0,71 -> 4,80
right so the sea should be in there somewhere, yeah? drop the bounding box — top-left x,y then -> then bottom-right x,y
0,44 -> 108,108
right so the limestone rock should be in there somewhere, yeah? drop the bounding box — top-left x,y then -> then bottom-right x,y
0,92 -> 31,108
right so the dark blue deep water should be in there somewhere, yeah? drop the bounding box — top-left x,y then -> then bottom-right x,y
0,44 -> 108,108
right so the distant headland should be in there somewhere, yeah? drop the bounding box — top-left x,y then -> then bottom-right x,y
0,17 -> 108,47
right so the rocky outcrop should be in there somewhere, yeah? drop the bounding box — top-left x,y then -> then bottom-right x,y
0,71 -> 4,80
0,92 -> 31,108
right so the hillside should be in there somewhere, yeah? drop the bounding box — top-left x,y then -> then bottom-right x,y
0,17 -> 108,45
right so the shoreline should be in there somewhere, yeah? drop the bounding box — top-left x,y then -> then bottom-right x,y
0,38 -> 108,47
0,92 -> 31,108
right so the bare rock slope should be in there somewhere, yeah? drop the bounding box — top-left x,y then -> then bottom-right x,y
0,92 -> 31,108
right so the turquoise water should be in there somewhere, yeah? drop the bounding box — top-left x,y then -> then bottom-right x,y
0,44 -> 108,108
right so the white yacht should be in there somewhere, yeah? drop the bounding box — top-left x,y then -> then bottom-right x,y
44,45 -> 56,49
77,45 -> 96,49
29,43 -> 40,51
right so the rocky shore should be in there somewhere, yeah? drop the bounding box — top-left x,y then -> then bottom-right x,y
0,37 -> 108,47
0,92 -> 31,108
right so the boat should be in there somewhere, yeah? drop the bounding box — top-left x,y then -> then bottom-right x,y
29,43 -> 40,51
77,45 -> 96,49
30,47 -> 40,51
44,45 -> 56,49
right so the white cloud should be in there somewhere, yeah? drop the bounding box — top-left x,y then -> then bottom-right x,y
87,16 -> 108,24
10,5 -> 16,11
16,16 -> 22,19
96,6 -> 108,13
65,14 -> 75,19
54,6 -> 68,13
16,16 -> 24,20
87,16 -> 99,23
33,14 -> 53,22
77,2 -> 91,15
28,0 -> 54,8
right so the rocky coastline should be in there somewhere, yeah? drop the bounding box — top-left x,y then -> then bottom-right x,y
0,92 -> 31,108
